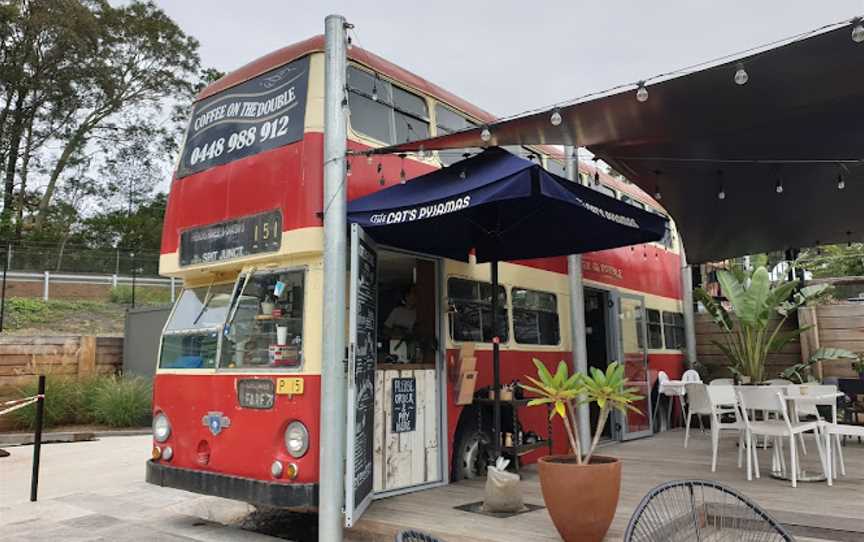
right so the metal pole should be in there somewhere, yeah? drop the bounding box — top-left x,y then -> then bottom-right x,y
680,243 -> 698,367
564,146 -> 591,453
30,375 -> 45,501
491,259 -> 501,457
319,14 -> 348,541
0,242 -> 9,332
131,253 -> 137,309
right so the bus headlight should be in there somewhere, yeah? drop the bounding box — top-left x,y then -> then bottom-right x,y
153,413 -> 171,443
284,421 -> 309,458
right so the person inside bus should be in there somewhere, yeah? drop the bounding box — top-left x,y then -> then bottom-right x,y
384,284 -> 417,335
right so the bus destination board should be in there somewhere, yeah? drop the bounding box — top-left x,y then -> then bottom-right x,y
177,55 -> 310,178
179,210 -> 282,266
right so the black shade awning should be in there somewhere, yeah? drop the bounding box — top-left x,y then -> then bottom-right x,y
373,19 -> 864,263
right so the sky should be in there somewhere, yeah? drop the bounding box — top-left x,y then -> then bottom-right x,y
153,0 -> 864,119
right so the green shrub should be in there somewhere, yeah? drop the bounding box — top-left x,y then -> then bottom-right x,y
12,375 -> 92,429
89,376 -> 152,428
109,285 -> 172,305
12,375 -> 152,429
4,298 -> 107,330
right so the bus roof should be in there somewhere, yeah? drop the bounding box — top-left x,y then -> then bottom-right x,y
197,35 -> 661,213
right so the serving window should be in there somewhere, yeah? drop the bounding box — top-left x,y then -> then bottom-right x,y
159,284 -> 235,369
447,277 -> 508,343
220,269 -> 305,369
512,288 -> 560,345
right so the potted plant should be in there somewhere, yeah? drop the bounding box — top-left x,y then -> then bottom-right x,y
694,257 -> 830,384
521,359 -> 641,542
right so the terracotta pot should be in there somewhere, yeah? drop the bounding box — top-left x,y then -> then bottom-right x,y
537,455 -> 621,542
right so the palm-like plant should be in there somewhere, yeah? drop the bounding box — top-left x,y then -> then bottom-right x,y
694,258 -> 830,383
521,359 -> 642,464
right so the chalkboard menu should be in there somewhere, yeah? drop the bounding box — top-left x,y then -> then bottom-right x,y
348,233 -> 377,516
392,378 -> 417,433
177,56 -> 310,178
179,210 -> 282,266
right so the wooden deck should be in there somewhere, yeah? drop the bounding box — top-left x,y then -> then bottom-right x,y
347,430 -> 864,541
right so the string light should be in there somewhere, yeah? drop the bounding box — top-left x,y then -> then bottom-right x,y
480,127 -> 492,142
459,168 -> 467,179
717,170 -> 726,200
417,146 -> 426,160
837,171 -> 846,190
853,17 -> 864,43
734,63 -> 749,85
377,160 -> 384,185
346,36 -> 353,50
775,176 -> 784,194
346,159 -> 352,177
550,108 -> 562,126
653,170 -> 662,200
636,81 -> 648,103
366,153 -> 373,165
399,154 -> 406,184
371,75 -> 379,102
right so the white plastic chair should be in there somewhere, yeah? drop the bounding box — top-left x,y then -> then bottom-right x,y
825,422 -> 864,485
682,369 -> 702,383
785,384 -> 837,456
653,371 -> 685,431
736,387 -> 826,488
710,378 -> 735,386
684,383 -> 744,472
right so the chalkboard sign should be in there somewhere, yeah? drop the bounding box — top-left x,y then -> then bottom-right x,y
345,225 -> 377,526
392,378 -> 417,433
179,210 -> 281,266
177,55 -> 310,178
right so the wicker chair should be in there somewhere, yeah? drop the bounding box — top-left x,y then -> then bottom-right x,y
624,480 -> 793,541
395,530 -> 445,542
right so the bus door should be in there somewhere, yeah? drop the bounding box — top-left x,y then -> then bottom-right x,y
613,293 -> 653,441
346,224 -> 378,527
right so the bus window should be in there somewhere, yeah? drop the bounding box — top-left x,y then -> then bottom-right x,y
393,86 -> 429,143
645,308 -> 663,349
595,183 -> 616,198
663,311 -> 685,349
512,288 -> 560,345
434,104 -> 478,166
159,284 -> 235,369
447,277 -> 508,343
621,194 -> 646,210
221,269 -> 305,369
347,66 -> 430,145
545,158 -> 566,178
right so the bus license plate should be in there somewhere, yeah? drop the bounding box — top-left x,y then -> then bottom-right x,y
276,377 -> 304,395
237,379 -> 275,409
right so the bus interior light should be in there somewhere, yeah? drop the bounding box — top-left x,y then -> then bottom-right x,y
284,421 -> 310,458
153,413 -> 171,442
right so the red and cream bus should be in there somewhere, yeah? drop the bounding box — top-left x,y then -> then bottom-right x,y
146,35 -> 685,514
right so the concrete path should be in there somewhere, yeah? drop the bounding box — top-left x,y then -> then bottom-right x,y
0,435 -> 287,541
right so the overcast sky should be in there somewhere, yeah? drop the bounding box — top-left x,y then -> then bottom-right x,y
154,1 -> 863,118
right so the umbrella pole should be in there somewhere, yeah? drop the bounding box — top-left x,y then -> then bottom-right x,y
491,258 -> 502,458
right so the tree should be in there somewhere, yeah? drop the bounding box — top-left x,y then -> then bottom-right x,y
799,243 -> 864,278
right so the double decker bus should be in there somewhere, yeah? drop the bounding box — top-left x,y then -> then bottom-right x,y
146,35 -> 684,518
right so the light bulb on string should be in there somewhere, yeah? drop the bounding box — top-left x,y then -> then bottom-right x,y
459,168 -> 467,180
371,78 -> 379,102
417,146 -> 426,160
837,171 -> 846,190
346,159 -> 352,177
775,177 -> 784,194
550,108 -> 562,126
399,154 -> 406,184
853,18 -> 864,43
718,187 -> 726,200
734,63 -> 749,85
636,82 -> 648,103
716,170 -> 726,200
366,153 -> 373,165
346,36 -> 353,50
654,185 -> 662,201
480,127 -> 492,142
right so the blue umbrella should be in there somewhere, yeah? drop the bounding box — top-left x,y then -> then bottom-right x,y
348,147 -> 667,457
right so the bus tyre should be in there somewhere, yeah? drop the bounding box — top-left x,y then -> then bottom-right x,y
454,428 -> 494,480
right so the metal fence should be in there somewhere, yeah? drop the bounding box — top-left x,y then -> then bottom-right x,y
2,270 -> 177,301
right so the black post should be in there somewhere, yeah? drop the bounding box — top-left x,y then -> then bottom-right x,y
0,242 -> 9,332
491,259 -> 501,457
30,375 -> 45,502
130,252 -> 136,308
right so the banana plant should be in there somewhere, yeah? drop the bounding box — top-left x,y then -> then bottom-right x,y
694,258 -> 831,383
520,359 -> 642,465
780,347 -> 861,384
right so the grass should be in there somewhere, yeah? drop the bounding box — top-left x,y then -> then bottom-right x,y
4,298 -> 109,330
12,375 -> 152,429
109,285 -> 172,305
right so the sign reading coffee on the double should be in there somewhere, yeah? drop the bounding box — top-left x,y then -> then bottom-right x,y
177,56 -> 310,178
391,377 -> 416,433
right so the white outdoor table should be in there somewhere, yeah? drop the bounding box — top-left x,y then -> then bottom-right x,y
767,391 -> 843,483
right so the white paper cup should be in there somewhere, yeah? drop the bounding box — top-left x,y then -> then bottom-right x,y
277,326 -> 288,345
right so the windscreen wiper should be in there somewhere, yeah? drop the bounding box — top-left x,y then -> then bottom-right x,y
192,280 -> 215,326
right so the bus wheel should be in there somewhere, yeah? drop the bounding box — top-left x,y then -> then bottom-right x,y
454,428 -> 494,480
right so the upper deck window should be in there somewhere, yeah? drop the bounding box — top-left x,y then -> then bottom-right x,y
595,183 -> 616,198
159,284 -> 235,369
347,66 -> 429,145
434,104 -> 479,166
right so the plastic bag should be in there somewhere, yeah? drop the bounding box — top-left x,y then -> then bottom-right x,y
481,457 -> 524,513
